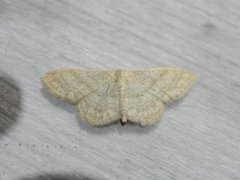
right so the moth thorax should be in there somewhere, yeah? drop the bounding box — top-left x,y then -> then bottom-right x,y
116,70 -> 128,120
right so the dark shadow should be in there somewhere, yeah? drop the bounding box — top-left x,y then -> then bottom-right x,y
20,173 -> 101,180
0,72 -> 22,135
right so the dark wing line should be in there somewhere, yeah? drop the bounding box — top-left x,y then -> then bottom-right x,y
77,79 -> 114,103
133,80 -> 166,103
133,69 -> 191,103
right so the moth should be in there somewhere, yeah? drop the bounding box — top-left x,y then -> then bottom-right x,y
41,68 -> 195,126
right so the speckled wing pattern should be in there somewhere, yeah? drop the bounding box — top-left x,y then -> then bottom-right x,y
126,68 -> 195,126
42,68 -> 195,126
42,68 -> 120,126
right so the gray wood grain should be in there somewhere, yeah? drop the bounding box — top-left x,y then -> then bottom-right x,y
0,0 -> 240,180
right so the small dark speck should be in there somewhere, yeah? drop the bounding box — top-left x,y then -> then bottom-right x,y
233,82 -> 240,88
19,143 -> 22,146
201,22 -> 217,35
203,22 -> 216,30
0,72 -> 22,136
46,145 -> 49,148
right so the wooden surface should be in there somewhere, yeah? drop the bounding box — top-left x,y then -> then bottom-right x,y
0,0 -> 240,179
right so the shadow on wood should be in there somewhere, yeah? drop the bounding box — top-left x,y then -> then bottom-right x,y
20,173 -> 101,180
0,71 -> 22,136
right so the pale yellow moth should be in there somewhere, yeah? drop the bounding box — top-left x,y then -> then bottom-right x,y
41,68 -> 195,126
